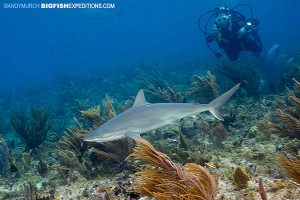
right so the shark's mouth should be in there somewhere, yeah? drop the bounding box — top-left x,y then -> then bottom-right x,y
83,131 -> 125,143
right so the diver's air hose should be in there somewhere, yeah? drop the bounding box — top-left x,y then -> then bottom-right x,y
204,14 -> 220,56
197,10 -> 216,34
231,3 -> 253,18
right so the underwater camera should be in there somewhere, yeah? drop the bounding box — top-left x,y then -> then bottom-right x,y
198,4 -> 254,57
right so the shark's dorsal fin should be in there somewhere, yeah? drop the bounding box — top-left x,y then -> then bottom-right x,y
133,89 -> 149,107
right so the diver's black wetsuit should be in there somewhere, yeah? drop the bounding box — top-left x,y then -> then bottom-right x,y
208,11 -> 263,60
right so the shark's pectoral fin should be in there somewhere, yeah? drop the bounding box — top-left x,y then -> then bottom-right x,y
126,133 -> 142,139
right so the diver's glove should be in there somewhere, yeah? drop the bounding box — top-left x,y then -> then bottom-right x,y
238,18 -> 259,39
206,34 -> 215,43
237,27 -> 248,39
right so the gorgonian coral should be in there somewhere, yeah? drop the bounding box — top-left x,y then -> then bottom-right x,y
11,107 -> 50,149
270,78 -> 300,139
130,138 -> 218,200
278,154 -> 300,185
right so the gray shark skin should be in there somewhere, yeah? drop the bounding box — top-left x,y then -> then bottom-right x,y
83,83 -> 240,143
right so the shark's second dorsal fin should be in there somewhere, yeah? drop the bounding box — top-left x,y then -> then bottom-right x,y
133,89 -> 149,107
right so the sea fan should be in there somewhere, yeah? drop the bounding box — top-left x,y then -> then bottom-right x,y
278,154 -> 300,185
130,138 -> 218,200
269,78 -> 300,139
11,107 -> 50,149
187,71 -> 219,103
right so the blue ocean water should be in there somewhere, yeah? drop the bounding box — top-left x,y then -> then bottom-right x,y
1,1 -> 300,199
1,0 -> 299,92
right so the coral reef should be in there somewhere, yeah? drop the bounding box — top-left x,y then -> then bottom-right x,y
0,135 -> 18,178
80,105 -> 100,129
22,151 -> 31,167
270,78 -> 300,139
0,136 -> 10,178
117,98 -> 134,112
56,116 -> 98,180
198,120 -> 228,147
216,62 -> 260,96
24,182 -> 57,200
0,111 -> 4,135
57,117 -> 90,176
135,67 -> 185,103
80,96 -> 117,128
130,138 -> 218,200
187,71 -> 219,103
101,96 -> 117,121
11,107 -> 51,149
135,67 -> 169,94
157,87 -> 186,103
57,100 -> 132,179
57,119 -> 89,167
232,166 -> 250,189
3,59 -> 300,199
278,154 -> 300,184
91,138 -> 135,168
35,148 -> 48,177
259,178 -> 268,200
284,53 -> 300,86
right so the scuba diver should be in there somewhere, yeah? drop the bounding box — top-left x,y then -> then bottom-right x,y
198,4 -> 263,60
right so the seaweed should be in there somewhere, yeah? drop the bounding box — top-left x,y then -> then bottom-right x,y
129,138 -> 218,200
11,107 -> 51,149
187,71 -> 219,103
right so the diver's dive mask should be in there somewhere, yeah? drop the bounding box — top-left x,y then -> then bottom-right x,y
215,13 -> 232,30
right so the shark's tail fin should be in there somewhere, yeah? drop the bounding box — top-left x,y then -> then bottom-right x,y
208,83 -> 240,120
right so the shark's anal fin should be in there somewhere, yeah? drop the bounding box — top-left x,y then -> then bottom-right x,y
133,90 -> 150,107
126,133 -> 142,139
